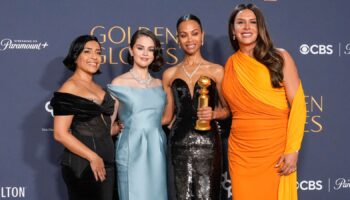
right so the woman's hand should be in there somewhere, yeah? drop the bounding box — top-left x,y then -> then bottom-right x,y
111,121 -> 124,136
89,154 -> 106,182
197,106 -> 214,121
275,151 -> 299,176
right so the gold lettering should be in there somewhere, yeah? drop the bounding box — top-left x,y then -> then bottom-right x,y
108,26 -> 126,44
109,47 -> 118,64
154,27 -> 164,44
119,47 -> 129,64
90,26 -> 106,44
127,27 -> 131,44
139,27 -> 150,31
310,96 -> 323,112
166,47 -> 178,65
304,115 -> 310,133
166,28 -> 177,45
311,115 -> 323,132
101,47 -> 106,64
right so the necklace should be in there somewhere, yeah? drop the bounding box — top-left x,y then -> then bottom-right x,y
182,62 -> 201,84
129,69 -> 152,87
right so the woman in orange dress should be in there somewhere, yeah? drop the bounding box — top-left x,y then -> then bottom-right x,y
222,4 -> 306,200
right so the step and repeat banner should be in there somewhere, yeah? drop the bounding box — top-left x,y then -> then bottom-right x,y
0,0 -> 349,199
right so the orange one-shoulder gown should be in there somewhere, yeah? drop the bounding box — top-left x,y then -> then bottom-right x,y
222,51 -> 306,200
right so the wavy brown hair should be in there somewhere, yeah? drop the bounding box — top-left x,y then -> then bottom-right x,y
228,4 -> 284,88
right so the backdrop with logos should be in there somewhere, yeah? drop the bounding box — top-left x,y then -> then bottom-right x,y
0,0 -> 349,199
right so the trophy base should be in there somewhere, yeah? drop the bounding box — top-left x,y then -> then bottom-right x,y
195,120 -> 211,131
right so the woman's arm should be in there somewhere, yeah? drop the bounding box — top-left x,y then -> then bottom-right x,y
276,49 -> 302,176
197,65 -> 230,121
53,115 -> 106,182
161,68 -> 175,125
110,97 -> 123,136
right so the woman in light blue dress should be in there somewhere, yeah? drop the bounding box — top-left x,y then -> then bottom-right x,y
107,29 -> 167,200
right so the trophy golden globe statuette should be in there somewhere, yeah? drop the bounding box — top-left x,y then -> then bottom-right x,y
195,76 -> 211,131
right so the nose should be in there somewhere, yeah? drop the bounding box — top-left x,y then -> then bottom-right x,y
142,49 -> 149,56
91,52 -> 98,59
187,35 -> 193,42
243,22 -> 250,30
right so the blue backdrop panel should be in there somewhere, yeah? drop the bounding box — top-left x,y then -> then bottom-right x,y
0,0 -> 349,199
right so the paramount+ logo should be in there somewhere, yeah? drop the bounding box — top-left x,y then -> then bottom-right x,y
299,44 -> 333,55
297,180 -> 323,191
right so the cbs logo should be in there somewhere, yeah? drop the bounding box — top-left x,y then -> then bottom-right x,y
300,44 -> 333,55
45,101 -> 53,117
297,180 -> 323,191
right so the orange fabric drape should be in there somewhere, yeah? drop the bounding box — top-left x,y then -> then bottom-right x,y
222,51 -> 306,200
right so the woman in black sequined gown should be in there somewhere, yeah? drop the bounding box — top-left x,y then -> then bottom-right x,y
162,15 -> 230,200
50,35 -> 121,200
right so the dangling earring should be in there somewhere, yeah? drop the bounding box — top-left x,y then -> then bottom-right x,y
201,41 -> 204,46
232,34 -> 236,40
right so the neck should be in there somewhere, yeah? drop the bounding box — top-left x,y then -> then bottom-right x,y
131,66 -> 149,79
183,52 -> 203,66
239,44 -> 255,57
72,70 -> 94,83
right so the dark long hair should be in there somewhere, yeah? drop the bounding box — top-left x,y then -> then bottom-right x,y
63,35 -> 101,74
127,29 -> 164,72
228,4 -> 284,88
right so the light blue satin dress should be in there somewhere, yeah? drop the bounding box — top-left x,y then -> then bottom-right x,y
107,85 -> 167,200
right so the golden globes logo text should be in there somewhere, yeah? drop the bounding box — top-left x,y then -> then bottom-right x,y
305,95 -> 323,133
90,25 -> 179,65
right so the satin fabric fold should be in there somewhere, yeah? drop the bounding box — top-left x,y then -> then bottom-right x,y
222,51 -> 306,200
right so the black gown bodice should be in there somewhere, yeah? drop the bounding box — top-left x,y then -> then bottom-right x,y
50,92 -> 115,177
169,78 -> 222,200
170,78 -> 219,147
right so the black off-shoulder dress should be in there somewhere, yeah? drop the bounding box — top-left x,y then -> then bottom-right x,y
50,92 -> 116,200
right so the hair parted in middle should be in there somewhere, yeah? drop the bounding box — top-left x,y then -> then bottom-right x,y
228,4 -> 284,88
176,14 -> 203,31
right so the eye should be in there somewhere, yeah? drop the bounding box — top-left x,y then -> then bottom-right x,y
149,48 -> 155,52
83,49 -> 91,53
137,46 -> 143,50
179,34 -> 186,38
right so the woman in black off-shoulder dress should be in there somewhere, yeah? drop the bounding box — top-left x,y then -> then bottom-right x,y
50,35 -> 120,200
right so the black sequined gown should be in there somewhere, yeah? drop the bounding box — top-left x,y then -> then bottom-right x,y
169,78 -> 221,200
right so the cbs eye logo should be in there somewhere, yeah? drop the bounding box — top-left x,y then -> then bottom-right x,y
45,101 -> 53,117
300,44 -> 333,55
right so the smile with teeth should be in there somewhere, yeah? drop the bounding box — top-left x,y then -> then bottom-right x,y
241,33 -> 253,38
87,62 -> 98,66
185,44 -> 196,49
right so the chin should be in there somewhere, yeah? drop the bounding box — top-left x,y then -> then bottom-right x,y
184,49 -> 199,55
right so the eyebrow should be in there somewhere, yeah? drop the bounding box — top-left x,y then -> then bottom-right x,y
236,17 -> 256,20
135,44 -> 154,48
83,47 -> 101,51
179,28 -> 200,33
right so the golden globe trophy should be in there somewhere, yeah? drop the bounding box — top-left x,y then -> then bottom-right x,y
195,76 -> 211,131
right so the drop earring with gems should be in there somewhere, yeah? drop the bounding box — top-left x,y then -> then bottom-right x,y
232,34 -> 236,40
